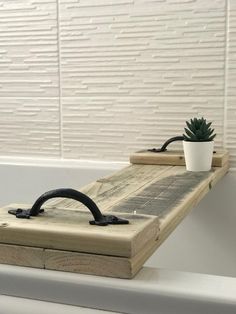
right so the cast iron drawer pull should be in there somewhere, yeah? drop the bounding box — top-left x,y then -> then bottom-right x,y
148,136 -> 217,154
148,136 -> 184,152
8,188 -> 129,226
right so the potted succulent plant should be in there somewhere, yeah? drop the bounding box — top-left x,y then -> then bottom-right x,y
183,117 -> 216,171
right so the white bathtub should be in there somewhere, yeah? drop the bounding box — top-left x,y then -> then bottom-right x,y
0,158 -> 236,314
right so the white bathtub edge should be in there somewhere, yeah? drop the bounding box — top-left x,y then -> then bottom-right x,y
0,156 -> 128,170
0,295 -> 117,314
0,264 -> 235,314
0,155 -> 235,172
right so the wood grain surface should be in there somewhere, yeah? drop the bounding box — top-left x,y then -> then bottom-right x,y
0,243 -> 44,268
0,151 -> 229,278
0,208 -> 159,258
130,150 -> 229,167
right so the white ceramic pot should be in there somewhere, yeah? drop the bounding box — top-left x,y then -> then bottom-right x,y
183,141 -> 214,171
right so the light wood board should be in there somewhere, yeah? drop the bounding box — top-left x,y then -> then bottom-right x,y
0,153 -> 229,278
0,237 -> 159,279
0,208 -> 159,258
130,150 -> 229,167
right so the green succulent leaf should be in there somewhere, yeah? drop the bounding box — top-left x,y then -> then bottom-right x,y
186,121 -> 196,133
205,129 -> 214,137
183,117 -> 216,142
206,122 -> 212,129
184,127 -> 195,138
209,134 -> 216,141
183,134 -> 190,141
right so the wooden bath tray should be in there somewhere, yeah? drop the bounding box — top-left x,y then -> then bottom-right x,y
0,151 -> 229,279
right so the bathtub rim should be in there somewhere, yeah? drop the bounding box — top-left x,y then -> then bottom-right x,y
0,156 -> 128,170
0,264 -> 235,314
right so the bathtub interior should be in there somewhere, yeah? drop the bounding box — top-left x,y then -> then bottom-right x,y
1,162 -> 235,279
0,163 -> 115,206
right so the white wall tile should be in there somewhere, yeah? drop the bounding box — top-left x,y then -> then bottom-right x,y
0,98 -> 60,157
227,0 -> 236,167
0,0 -> 58,97
0,0 -> 60,157
60,0 -> 225,161
62,96 -> 224,161
1,0 -> 236,166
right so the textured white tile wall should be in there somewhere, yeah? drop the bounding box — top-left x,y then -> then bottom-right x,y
60,0 -> 225,161
0,0 -> 58,97
0,98 -> 60,156
227,0 -> 236,167
0,0 -> 60,157
0,0 -> 235,165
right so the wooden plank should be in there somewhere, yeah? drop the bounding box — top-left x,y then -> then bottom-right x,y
0,243 -> 44,268
44,249 -> 132,279
47,164 -> 173,211
45,236 -> 160,279
127,163 -> 230,277
0,207 -> 159,258
111,162 -> 229,257
0,242 -> 132,279
0,153 -> 229,278
132,165 -> 230,271
159,162 -> 229,233
155,162 -> 229,249
0,239 -> 159,279
130,150 -> 229,167
1,162 -> 226,258
109,164 -> 228,221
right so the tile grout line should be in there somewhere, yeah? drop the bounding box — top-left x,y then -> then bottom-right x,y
223,0 -> 229,150
56,0 -> 63,159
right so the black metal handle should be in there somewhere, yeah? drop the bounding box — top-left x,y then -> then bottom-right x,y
148,136 -> 184,153
8,188 -> 129,226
